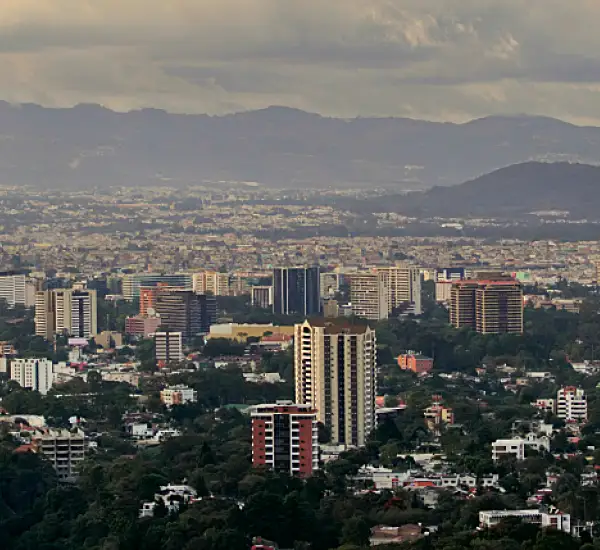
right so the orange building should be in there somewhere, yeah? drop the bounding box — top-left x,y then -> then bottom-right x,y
139,287 -> 157,316
397,352 -> 434,374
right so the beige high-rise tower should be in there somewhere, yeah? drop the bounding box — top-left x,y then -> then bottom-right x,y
377,267 -> 422,315
294,319 -> 377,447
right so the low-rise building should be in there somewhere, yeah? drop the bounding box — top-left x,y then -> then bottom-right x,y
479,508 -> 571,533
160,385 -> 197,407
398,352 -> 434,374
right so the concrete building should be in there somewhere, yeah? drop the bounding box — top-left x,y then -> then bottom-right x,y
251,286 -> 273,309
479,509 -> 571,533
397,352 -> 434,374
154,289 -> 216,340
348,273 -> 389,321
0,272 -> 36,307
492,438 -> 525,461
208,323 -> 295,341
34,288 -> 98,339
10,358 -> 54,395
95,331 -> 123,349
154,331 -> 184,364
294,319 -> 377,447
121,273 -> 192,301
251,401 -> 319,476
193,271 -> 230,296
160,385 -> 198,407
33,428 -> 88,482
556,387 -> 587,422
125,315 -> 162,338
450,278 -> 523,334
377,267 -> 422,315
424,396 -> 454,433
273,266 -> 320,316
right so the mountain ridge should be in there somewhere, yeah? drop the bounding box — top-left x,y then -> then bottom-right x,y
2,102 -> 600,189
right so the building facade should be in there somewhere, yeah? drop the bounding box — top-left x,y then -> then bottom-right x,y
34,428 -> 87,482
121,273 -> 192,301
251,286 -> 273,309
348,273 -> 389,321
192,271 -> 230,296
273,267 -> 320,317
556,387 -> 587,422
125,315 -> 162,338
397,352 -> 434,374
450,278 -> 523,334
294,319 -> 377,447
251,401 -> 319,476
154,289 -> 216,340
10,358 -> 54,395
154,331 -> 184,364
160,385 -> 198,407
0,272 -> 36,308
377,267 -> 422,315
34,288 -> 98,339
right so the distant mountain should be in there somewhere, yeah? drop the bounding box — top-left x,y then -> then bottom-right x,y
366,162 -> 600,219
2,102 -> 600,189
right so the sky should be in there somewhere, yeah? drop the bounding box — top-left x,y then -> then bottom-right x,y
1,0 -> 600,124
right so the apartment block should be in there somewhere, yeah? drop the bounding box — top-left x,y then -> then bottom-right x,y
348,273 -> 389,321
556,387 -> 587,422
160,385 -> 198,407
154,331 -> 184,364
377,266 -> 422,315
251,401 -> 319,476
192,271 -> 230,296
10,358 -> 54,395
294,319 -> 377,447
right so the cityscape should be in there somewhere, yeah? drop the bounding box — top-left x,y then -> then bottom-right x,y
4,2 -> 600,550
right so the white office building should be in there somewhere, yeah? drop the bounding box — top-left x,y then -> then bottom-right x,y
0,273 -> 36,308
479,509 -> 571,533
155,331 -> 184,364
348,273 -> 389,321
10,358 -> 54,395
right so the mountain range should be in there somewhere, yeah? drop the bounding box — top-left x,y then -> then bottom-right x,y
363,162 -> 600,219
2,102 -> 600,189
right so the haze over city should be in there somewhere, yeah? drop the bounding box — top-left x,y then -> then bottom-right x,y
3,3 -> 600,550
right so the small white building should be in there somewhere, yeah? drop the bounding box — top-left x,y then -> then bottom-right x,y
492,438 -> 525,461
556,387 -> 587,422
10,358 -> 55,395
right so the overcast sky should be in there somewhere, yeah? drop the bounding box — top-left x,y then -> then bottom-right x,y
2,0 -> 600,124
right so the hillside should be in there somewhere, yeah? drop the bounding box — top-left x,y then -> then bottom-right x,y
366,162 -> 600,219
2,102 -> 600,189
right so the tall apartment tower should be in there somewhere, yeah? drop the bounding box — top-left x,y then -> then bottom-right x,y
35,290 -> 56,340
450,279 -> 523,334
154,289 -> 216,341
251,401 -> 319,476
34,289 -> 97,339
294,319 -> 377,447
348,273 -> 389,321
377,267 -> 422,315
70,289 -> 98,338
193,271 -> 230,296
273,267 -> 320,317
450,281 -> 478,329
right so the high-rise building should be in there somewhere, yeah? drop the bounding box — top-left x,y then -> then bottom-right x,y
121,274 -> 192,301
556,387 -> 587,422
125,315 -> 162,338
251,401 -> 319,476
377,267 -> 422,315
251,286 -> 273,309
34,290 -> 56,340
273,267 -> 320,317
450,281 -> 478,330
154,290 -> 216,341
193,271 -> 230,296
435,268 -> 467,303
0,272 -> 36,308
140,287 -> 157,316
294,319 -> 377,447
70,289 -> 98,338
34,289 -> 97,339
450,278 -> 523,334
10,358 -> 54,395
155,331 -> 184,364
33,428 -> 87,482
348,273 -> 389,321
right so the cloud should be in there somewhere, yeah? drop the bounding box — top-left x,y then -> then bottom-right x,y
1,0 -> 600,123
